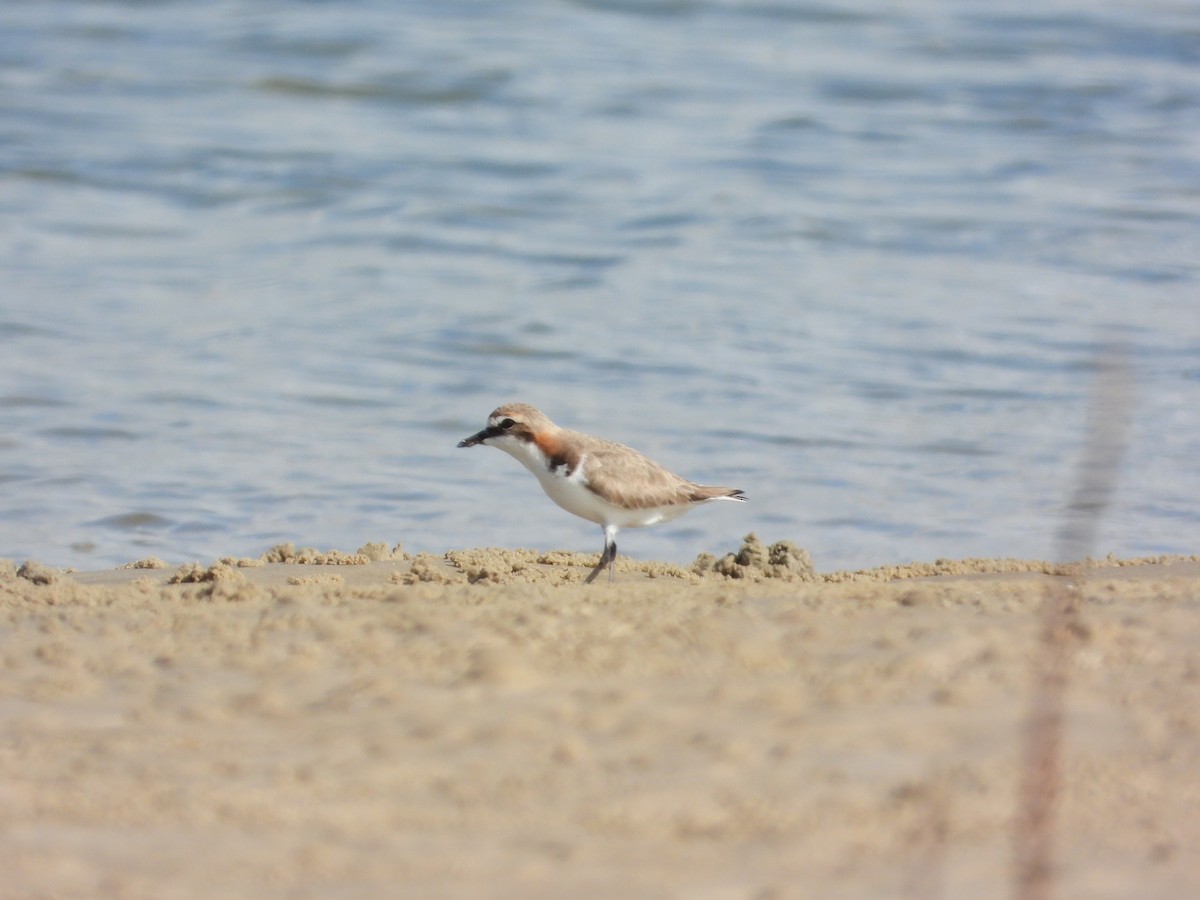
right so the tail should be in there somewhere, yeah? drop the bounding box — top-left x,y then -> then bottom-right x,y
691,486 -> 746,503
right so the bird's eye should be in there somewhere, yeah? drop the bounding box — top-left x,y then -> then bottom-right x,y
499,418 -> 515,430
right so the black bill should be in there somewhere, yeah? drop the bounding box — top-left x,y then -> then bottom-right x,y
457,425 -> 502,448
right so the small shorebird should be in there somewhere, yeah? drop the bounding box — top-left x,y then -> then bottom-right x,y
458,403 -> 746,584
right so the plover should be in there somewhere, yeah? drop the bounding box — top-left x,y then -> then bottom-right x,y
457,403 -> 746,583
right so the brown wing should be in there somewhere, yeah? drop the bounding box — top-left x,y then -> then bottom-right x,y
579,436 -> 741,510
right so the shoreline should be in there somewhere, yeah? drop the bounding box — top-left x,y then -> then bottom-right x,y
13,532 -> 1200,591
3,540 -> 1198,897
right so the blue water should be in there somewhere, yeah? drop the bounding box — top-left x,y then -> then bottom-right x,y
2,1 -> 1197,572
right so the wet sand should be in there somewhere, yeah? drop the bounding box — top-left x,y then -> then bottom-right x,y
3,537 -> 1198,898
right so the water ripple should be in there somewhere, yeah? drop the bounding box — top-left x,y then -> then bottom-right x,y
0,0 -> 1196,569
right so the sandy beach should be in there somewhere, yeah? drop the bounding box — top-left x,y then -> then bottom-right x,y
2,537 -> 1198,898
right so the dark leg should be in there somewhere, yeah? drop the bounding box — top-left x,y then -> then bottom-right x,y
584,531 -> 617,585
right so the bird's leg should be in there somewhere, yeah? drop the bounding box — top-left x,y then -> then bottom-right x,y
584,527 -> 618,585
584,540 -> 613,584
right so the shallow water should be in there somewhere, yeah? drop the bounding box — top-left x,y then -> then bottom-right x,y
2,0 -> 1197,571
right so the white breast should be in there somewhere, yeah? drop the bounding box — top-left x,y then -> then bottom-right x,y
492,436 -> 692,529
